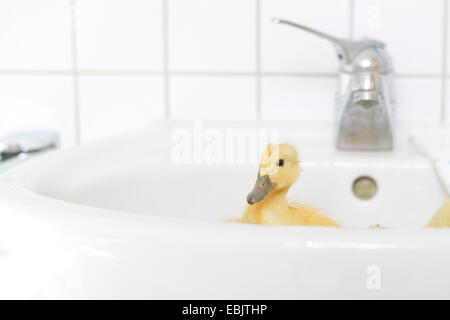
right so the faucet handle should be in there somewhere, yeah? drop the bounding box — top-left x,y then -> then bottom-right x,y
272,18 -> 385,64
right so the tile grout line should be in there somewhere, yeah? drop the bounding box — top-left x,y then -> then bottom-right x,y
0,70 -> 73,75
0,70 -> 446,78
70,0 -> 81,145
162,0 -> 170,119
255,0 -> 261,120
396,73 -> 444,78
442,0 -> 448,123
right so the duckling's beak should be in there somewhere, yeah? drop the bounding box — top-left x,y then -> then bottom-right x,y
247,174 -> 275,205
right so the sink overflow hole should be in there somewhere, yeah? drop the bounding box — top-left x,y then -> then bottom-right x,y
352,176 -> 377,200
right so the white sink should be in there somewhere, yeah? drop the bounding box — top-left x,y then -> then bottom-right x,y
0,121 -> 449,299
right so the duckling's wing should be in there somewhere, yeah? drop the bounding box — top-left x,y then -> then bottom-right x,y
287,203 -> 338,227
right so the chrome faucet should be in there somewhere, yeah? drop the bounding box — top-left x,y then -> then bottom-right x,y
0,131 -> 59,172
273,18 -> 395,151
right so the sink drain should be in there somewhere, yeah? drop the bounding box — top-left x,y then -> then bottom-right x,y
352,176 -> 377,200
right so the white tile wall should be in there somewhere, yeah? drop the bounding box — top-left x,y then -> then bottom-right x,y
168,0 -> 256,72
261,77 -> 335,121
79,75 -> 164,142
0,0 -> 449,147
0,75 -> 75,146
76,0 -> 163,71
396,78 -> 442,123
171,76 -> 256,119
0,0 -> 72,70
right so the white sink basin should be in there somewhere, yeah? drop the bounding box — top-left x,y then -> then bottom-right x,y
0,121 -> 449,299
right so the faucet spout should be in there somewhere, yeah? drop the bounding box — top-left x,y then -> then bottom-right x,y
336,100 -> 394,151
336,72 -> 394,150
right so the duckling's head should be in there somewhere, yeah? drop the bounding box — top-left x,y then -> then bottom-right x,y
247,143 -> 300,205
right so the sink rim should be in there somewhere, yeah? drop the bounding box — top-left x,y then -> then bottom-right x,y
0,121 -> 449,246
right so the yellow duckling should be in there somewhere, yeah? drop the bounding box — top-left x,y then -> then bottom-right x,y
427,198 -> 450,227
241,143 -> 338,226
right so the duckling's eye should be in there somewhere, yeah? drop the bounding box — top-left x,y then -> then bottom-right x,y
276,159 -> 285,167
